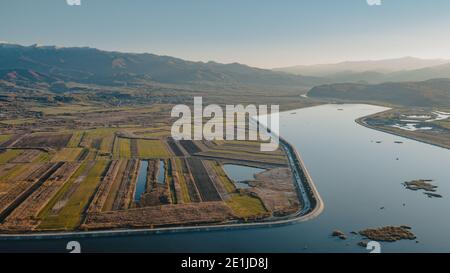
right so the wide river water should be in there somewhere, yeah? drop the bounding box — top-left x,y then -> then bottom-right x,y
1,104 -> 450,253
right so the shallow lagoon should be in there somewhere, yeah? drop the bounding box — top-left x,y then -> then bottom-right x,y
223,164 -> 265,189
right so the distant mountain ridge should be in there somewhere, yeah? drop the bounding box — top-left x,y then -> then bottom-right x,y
308,78 -> 450,107
0,43 -> 325,90
274,57 -> 450,84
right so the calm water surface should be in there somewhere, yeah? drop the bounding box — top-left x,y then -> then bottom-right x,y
2,104 -> 450,253
134,161 -> 148,202
223,164 -> 265,189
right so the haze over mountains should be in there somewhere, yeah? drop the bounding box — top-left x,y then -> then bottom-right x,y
308,78 -> 450,107
2,43 -> 450,108
275,57 -> 450,84
0,43 -> 324,91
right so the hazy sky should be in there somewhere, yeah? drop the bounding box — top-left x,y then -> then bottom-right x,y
1,0 -> 450,68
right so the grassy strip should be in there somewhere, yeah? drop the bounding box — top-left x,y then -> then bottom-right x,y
226,194 -> 267,219
174,158 -> 191,203
102,159 -> 127,211
37,162 -> 89,220
67,132 -> 84,148
33,152 -> 52,163
38,160 -> 109,230
99,135 -> 114,154
117,138 -> 131,158
211,162 -> 236,193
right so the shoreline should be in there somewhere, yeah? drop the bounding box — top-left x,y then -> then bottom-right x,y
356,114 -> 450,150
0,137 -> 324,241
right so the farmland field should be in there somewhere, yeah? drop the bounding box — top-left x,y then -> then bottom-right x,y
0,102 -> 298,233
114,138 -> 131,158
0,150 -> 23,164
0,135 -> 11,144
38,160 -> 109,230
226,194 -> 267,218
51,148 -> 84,162
137,139 -> 170,158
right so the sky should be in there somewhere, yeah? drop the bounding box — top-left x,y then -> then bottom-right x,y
1,0 -> 450,68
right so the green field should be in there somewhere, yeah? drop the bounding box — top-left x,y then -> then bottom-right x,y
0,118 -> 35,125
0,163 -> 30,181
67,132 -> 83,148
0,150 -> 23,164
38,160 -> 109,230
51,148 -> 84,162
99,136 -> 114,154
114,138 -> 131,158
33,152 -> 52,163
0,135 -> 11,144
226,194 -> 267,218
211,162 -> 236,193
174,158 -> 191,203
137,139 -> 170,158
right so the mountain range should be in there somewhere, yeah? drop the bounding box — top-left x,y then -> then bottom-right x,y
0,43 -> 325,91
308,78 -> 450,107
274,57 -> 450,84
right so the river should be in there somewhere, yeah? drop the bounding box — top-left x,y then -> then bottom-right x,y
1,104 -> 450,253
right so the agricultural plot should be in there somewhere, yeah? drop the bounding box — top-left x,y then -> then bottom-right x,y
114,138 -> 131,158
1,162 -> 80,231
112,159 -> 139,210
179,140 -> 202,154
99,136 -> 114,154
51,148 -> 84,162
66,132 -> 83,148
102,159 -> 127,212
0,135 -> 11,145
210,161 -> 236,193
167,138 -> 184,156
0,135 -> 23,148
38,160 -> 109,230
14,134 -> 71,149
87,160 -> 122,213
136,139 -> 170,158
186,158 -> 221,202
139,160 -> 172,207
0,163 -> 62,225
9,150 -> 42,163
226,194 -> 268,219
32,152 -> 52,163
83,202 -> 234,230
172,158 -> 191,203
0,118 -> 35,125
0,150 -> 23,164
0,101 -> 300,233
90,138 -> 102,150
0,163 -> 47,187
